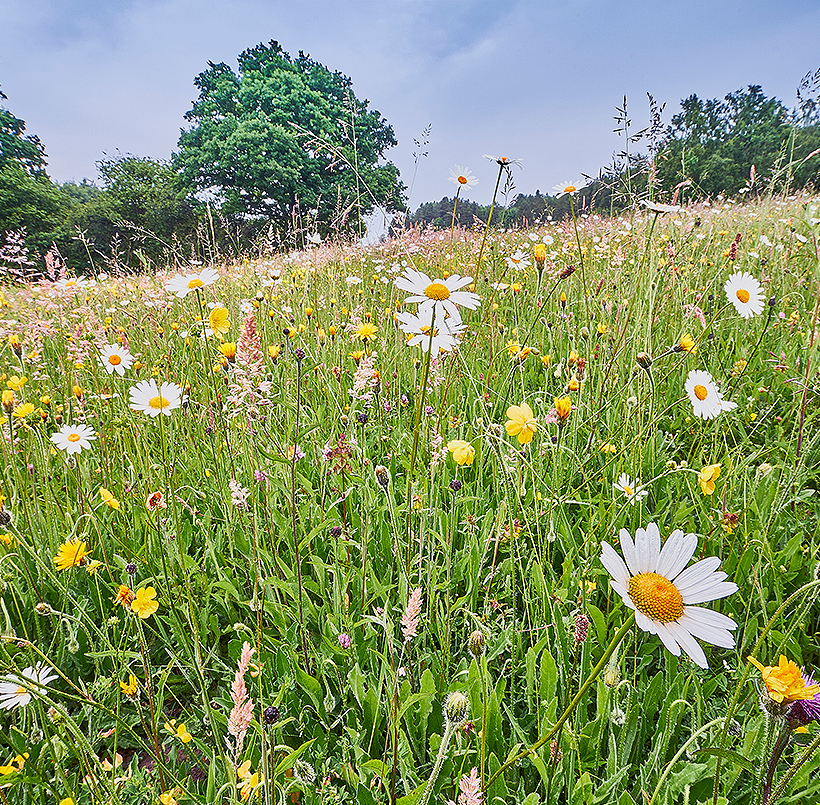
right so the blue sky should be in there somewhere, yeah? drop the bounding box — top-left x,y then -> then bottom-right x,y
1,0 -> 819,209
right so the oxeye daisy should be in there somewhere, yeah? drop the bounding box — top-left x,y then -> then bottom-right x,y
552,180 -> 588,197
164,267 -> 220,298
684,370 -> 737,420
395,311 -> 464,353
99,344 -> 134,376
724,271 -> 764,318
448,165 -> 478,190
600,523 -> 738,667
505,250 -> 531,271
394,268 -> 480,325
613,473 -> 648,505
50,423 -> 97,455
129,380 -> 183,417
482,154 -> 523,168
0,663 -> 58,710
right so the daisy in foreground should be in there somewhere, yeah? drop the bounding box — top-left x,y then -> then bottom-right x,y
600,523 -> 738,667
0,663 -> 58,710
685,370 -> 737,419
724,271 -> 764,318
164,267 -> 220,298
394,268 -> 480,325
395,311 -> 465,353
129,380 -> 183,417
50,423 -> 96,455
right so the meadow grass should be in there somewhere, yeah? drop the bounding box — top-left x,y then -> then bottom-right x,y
0,192 -> 819,805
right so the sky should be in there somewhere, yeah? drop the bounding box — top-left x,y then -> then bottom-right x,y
1,0 -> 819,211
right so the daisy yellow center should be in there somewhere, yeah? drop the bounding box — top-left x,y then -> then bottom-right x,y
68,433 -> 81,442
15,686 -> 26,695
693,384 -> 708,401
149,395 -> 170,410
108,354 -> 122,365
736,288 -> 750,304
565,185 -> 577,193
424,282 -> 450,301
458,175 -> 467,184
624,485 -> 633,496
187,278 -> 204,289
628,572 -> 684,622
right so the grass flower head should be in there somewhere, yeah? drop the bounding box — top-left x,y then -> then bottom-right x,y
600,523 -> 738,667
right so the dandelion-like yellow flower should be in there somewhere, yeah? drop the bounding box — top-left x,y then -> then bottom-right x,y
678,333 -> 697,354
505,403 -> 537,445
53,538 -> 91,571
554,396 -> 572,423
209,306 -> 230,336
12,402 -> 35,419
120,673 -> 138,697
698,464 -> 721,496
533,242 -> 547,264
748,655 -> 820,703
113,585 -> 134,607
447,439 -> 475,466
131,587 -> 159,619
354,322 -> 378,342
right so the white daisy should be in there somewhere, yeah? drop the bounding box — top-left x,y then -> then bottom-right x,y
54,277 -> 90,292
505,250 -> 531,272
129,380 -> 183,417
684,370 -> 737,420
394,268 -> 480,325
395,311 -> 465,353
448,165 -> 479,190
164,267 -> 220,298
482,154 -> 523,168
51,423 -> 97,455
613,473 -> 648,505
99,344 -> 134,376
724,271 -> 764,318
600,523 -> 738,668
0,663 -> 58,710
552,180 -> 588,198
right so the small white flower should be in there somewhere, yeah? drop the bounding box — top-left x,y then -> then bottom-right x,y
613,473 -> 648,505
684,370 -> 737,420
552,180 -> 588,197
99,344 -> 134,376
164,267 -> 220,298
0,663 -> 58,710
641,200 -> 682,214
505,250 -> 531,271
51,424 -> 97,455
447,165 -> 478,190
129,380 -> 183,417
394,267 -> 480,325
724,271 -> 764,319
55,277 -> 89,292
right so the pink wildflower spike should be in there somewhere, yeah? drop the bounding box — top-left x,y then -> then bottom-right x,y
402,588 -> 423,642
228,641 -> 256,757
448,767 -> 482,805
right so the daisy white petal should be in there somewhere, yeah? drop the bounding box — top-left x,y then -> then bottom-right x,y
655,530 -> 698,580
666,621 -> 708,668
724,271 -> 764,318
654,622 -> 683,657
619,528 -> 640,576
600,542 -> 630,587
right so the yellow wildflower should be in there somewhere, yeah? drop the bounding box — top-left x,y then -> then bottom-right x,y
208,306 -> 230,336
447,439 -> 475,466
748,655 -> 820,703
100,488 -> 120,510
131,587 -> 159,619
53,538 -> 91,571
505,403 -> 538,445
698,464 -> 721,496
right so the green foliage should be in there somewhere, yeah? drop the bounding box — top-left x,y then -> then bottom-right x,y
175,40 -> 405,239
0,88 -> 47,177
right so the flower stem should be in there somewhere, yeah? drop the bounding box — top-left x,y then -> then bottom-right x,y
484,611 -> 635,792
419,720 -> 456,805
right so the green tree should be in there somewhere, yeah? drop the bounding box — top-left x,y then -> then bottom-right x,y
0,88 -> 47,177
175,41 -> 405,239
657,86 -> 792,197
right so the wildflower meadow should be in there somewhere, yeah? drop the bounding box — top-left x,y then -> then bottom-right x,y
1,171 -> 820,805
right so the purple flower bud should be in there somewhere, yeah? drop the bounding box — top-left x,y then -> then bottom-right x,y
338,633 -> 352,649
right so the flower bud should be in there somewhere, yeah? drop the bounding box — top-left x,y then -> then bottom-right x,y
444,691 -> 470,726
468,630 -> 486,659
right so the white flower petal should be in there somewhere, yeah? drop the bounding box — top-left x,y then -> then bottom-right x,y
665,621 -> 709,667
657,530 -> 698,580
678,610 -> 736,648
682,605 -> 738,632
673,556 -> 722,590
634,524 -> 660,574
681,581 -> 738,604
619,528 -> 639,576
600,542 -> 631,588
653,622 -> 682,656
610,580 -> 632,606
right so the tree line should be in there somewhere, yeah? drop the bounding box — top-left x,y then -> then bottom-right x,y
2,57 -> 820,272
